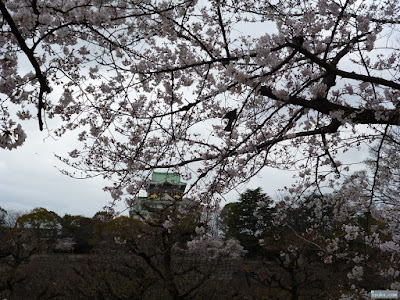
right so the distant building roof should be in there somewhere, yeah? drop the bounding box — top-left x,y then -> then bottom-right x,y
150,172 -> 186,186
128,171 -> 188,219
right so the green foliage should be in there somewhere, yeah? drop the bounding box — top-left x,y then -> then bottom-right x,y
15,208 -> 61,247
92,210 -> 113,222
220,188 -> 274,257
60,214 -> 95,253
15,207 -> 60,230
98,216 -> 143,242
0,207 -> 7,235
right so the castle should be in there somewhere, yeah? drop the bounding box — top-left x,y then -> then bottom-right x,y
127,171 -> 187,218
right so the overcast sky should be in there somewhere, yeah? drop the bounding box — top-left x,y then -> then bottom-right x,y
0,115 -> 299,217
0,118 -> 117,217
0,4 -> 291,218
0,9 -> 374,218
1,106 -> 373,218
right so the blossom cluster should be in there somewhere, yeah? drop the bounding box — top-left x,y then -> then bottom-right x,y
0,121 -> 26,150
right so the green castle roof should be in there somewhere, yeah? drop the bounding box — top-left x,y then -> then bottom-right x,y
150,172 -> 186,186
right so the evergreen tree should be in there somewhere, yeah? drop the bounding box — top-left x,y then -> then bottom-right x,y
220,188 -> 274,257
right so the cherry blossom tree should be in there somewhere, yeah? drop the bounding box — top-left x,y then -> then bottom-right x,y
0,220 -> 50,298
263,173 -> 400,298
73,208 -> 244,299
1,0 -> 399,200
2,1 -> 400,292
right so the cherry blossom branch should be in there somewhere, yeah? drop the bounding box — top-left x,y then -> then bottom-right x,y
286,224 -> 326,253
366,125 -> 389,234
131,119 -> 342,176
289,41 -> 400,90
109,3 -> 184,21
0,0 -> 51,131
216,4 -> 231,59
323,0 -> 350,61
320,133 -> 340,174
166,15 -> 217,60
32,22 -> 79,50
256,120 -> 341,151
180,268 -> 213,298
236,3 -> 400,25
259,86 -> 400,126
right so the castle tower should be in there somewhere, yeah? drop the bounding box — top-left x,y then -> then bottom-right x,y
128,171 -> 187,218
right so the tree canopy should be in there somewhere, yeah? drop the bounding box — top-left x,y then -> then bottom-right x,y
220,188 -> 274,257
0,0 -> 399,201
1,1 -> 400,294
